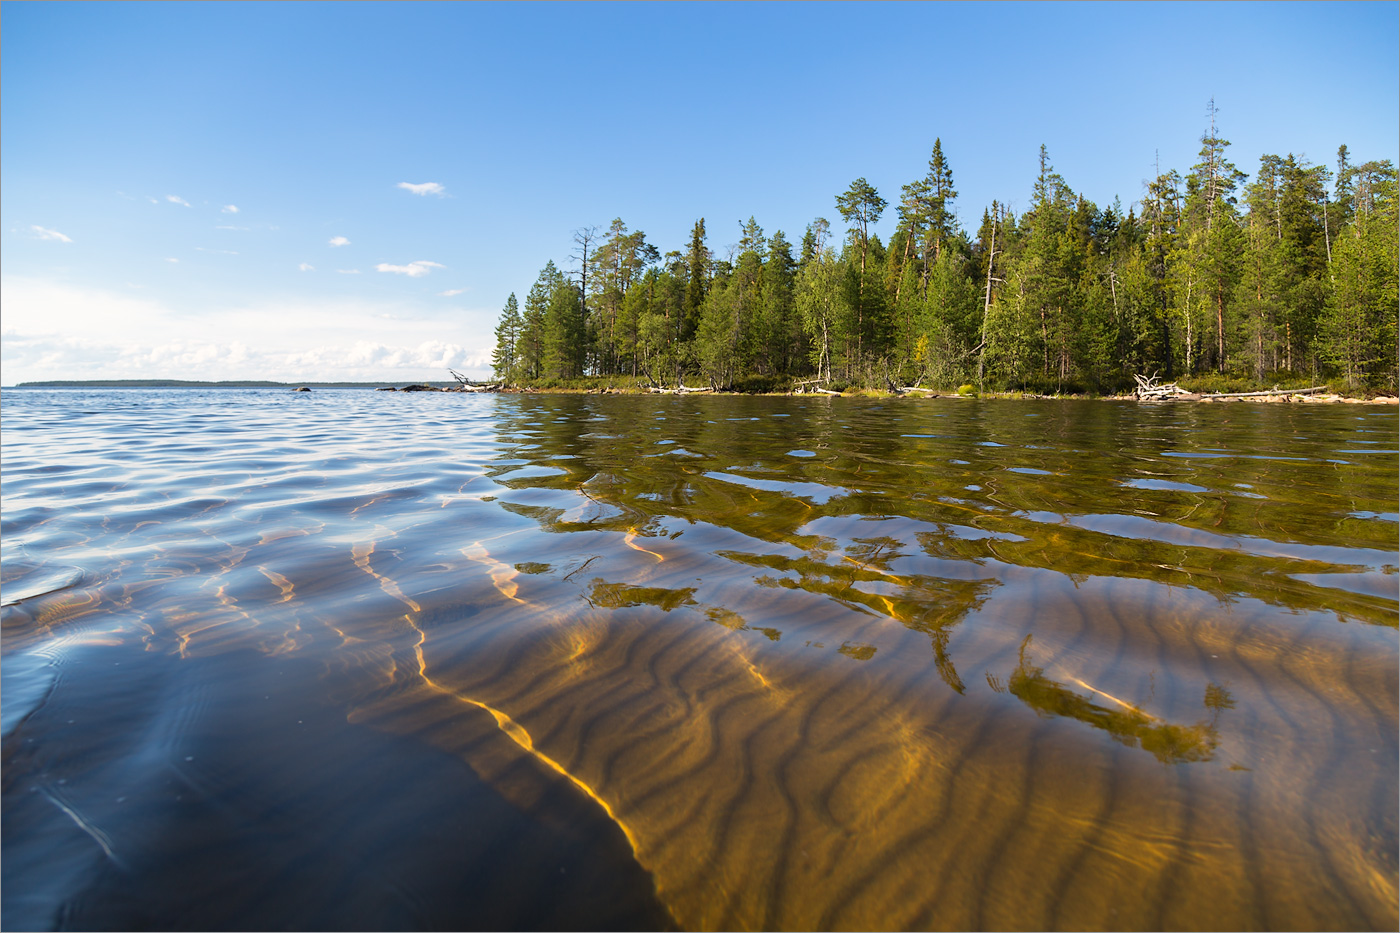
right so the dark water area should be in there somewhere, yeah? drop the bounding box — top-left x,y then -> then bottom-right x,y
2,387 -> 1396,931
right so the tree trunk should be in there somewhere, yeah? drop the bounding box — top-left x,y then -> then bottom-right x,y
1216,291 -> 1225,374
979,210 -> 996,391
1321,193 -> 1333,278
857,232 -> 867,365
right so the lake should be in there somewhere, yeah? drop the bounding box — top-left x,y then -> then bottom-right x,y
2,388 -> 1396,931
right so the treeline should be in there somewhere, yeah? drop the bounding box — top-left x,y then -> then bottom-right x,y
491,109 -> 1398,394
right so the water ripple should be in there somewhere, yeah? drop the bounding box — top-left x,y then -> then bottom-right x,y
1,389 -> 1395,931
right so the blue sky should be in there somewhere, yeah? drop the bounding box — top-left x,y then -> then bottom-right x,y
3,1 -> 1396,385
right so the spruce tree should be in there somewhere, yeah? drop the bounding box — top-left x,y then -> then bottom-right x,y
683,219 -> 709,341
925,138 -> 958,265
491,293 -> 521,383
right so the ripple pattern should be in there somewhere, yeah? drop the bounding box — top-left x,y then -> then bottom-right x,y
2,388 -> 1395,930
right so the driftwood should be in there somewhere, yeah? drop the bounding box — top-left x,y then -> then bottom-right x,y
447,370 -> 502,392
1134,373 -> 1189,400
1202,385 -> 1329,399
792,377 -> 850,395
1135,373 -> 1334,402
648,383 -> 713,394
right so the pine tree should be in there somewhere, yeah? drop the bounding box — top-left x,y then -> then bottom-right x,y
570,226 -> 599,374
835,178 -> 888,365
590,219 -> 658,375
1186,101 -> 1248,373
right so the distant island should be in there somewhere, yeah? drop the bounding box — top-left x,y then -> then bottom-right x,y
12,380 -> 458,389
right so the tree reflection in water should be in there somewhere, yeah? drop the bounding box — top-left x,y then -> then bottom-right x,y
990,635 -> 1232,764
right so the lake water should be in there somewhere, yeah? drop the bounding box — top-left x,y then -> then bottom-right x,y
2,388 -> 1396,930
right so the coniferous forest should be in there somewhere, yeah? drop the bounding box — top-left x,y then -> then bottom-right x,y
491,109 -> 1398,395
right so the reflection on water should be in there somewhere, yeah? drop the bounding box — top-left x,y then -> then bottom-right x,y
2,389 -> 1396,930
993,634 -> 1225,764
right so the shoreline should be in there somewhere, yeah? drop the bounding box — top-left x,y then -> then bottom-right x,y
10,381 -> 1396,405
389,384 -> 1400,405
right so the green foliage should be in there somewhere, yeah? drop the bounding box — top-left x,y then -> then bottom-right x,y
535,261 -> 583,380
485,118 -> 1397,397
729,373 -> 782,394
491,293 -> 521,383
683,219 -> 709,340
794,248 -> 850,383
589,218 -> 659,376
1322,160 -> 1399,392
1176,371 -> 1304,395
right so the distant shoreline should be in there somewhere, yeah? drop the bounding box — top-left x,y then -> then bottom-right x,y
7,380 -> 1395,405
9,380 -> 458,389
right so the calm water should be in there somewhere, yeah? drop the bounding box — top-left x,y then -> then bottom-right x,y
2,388 -> 1396,931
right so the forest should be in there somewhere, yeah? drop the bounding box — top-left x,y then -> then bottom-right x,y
491,107 -> 1398,395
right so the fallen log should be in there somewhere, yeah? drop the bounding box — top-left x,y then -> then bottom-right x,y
445,369 -> 503,392
1202,385 -> 1329,399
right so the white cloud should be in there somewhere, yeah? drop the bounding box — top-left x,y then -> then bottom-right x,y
222,205 -> 239,214
396,181 -> 446,197
288,339 -> 479,373
195,247 -> 239,255
376,260 -> 444,278
438,288 -> 466,297
337,269 -> 362,275
328,236 -> 351,247
32,226 -> 73,244
0,277 -> 497,385
166,258 -> 180,263
215,225 -> 250,231
166,195 -> 192,207
299,263 -> 315,272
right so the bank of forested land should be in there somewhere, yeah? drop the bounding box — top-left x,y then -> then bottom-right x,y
491,111 -> 1397,396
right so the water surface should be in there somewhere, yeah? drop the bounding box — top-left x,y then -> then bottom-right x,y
3,389 -> 1396,930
